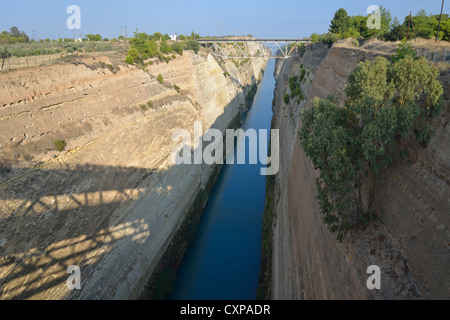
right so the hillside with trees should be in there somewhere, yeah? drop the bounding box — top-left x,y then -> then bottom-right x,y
125,31 -> 201,66
0,26 -> 30,44
0,26 -> 202,69
312,7 -> 450,45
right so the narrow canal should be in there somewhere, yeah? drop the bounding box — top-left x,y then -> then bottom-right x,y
170,59 -> 276,300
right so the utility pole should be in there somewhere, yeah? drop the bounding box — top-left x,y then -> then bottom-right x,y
406,12 -> 415,40
120,26 -> 123,38
437,0 -> 445,41
32,30 -> 35,41
1,47 -> 8,70
125,26 -> 128,39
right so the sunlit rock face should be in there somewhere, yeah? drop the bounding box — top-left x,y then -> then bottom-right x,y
0,50 -> 267,299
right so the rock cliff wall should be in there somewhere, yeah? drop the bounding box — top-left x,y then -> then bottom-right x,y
0,50 -> 267,299
272,39 -> 450,300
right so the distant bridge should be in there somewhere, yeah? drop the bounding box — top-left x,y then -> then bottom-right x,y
197,38 -> 311,59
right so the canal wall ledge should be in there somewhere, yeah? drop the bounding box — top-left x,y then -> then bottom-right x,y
271,39 -> 450,299
0,49 -> 268,299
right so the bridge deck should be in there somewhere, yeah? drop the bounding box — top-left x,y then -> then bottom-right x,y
197,38 -> 311,59
197,38 -> 311,42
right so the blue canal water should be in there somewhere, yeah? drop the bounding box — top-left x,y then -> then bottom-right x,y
169,59 -> 276,300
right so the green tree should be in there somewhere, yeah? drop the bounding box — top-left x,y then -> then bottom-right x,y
86,34 -> 102,41
125,55 -> 134,64
9,26 -> 21,38
318,32 -> 340,47
147,39 -> 159,57
185,40 -> 200,53
439,18 -> 450,40
128,48 -> 139,61
0,31 -> 11,45
129,32 -> 160,59
351,15 -> 370,38
188,31 -> 200,40
172,42 -> 184,55
341,25 -> 360,39
129,32 -> 150,57
389,24 -> 407,41
390,41 -> 416,63
391,16 -> 400,28
405,9 -> 441,39
54,140 -> 66,152
329,8 -> 351,36
398,11 -> 450,40
8,26 -> 30,43
310,33 -> 319,43
157,73 -> 164,83
160,38 -> 172,54
299,48 -> 442,242
153,32 -> 163,41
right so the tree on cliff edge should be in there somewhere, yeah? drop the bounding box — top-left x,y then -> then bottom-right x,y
299,43 -> 443,242
329,8 -> 351,36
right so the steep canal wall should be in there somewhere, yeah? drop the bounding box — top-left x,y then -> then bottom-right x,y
0,48 -> 267,299
271,39 -> 450,300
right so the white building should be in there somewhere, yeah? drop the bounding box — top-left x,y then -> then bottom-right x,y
170,35 -> 177,41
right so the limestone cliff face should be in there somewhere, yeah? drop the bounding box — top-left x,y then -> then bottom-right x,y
272,40 -> 450,300
0,51 -> 267,299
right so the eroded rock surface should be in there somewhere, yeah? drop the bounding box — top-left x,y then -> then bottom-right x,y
0,50 -> 267,299
272,39 -> 450,300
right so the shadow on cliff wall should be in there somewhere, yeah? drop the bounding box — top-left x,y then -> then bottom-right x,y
0,164 -> 164,300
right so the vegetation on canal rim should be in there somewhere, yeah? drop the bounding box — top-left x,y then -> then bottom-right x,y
1,27 -> 128,58
284,64 -> 307,105
54,140 -> 66,152
311,7 -> 450,46
257,131 -> 276,300
125,31 -> 200,67
298,42 -> 443,242
245,83 -> 258,107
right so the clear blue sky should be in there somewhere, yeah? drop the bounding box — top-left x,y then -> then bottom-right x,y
1,0 -> 447,40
